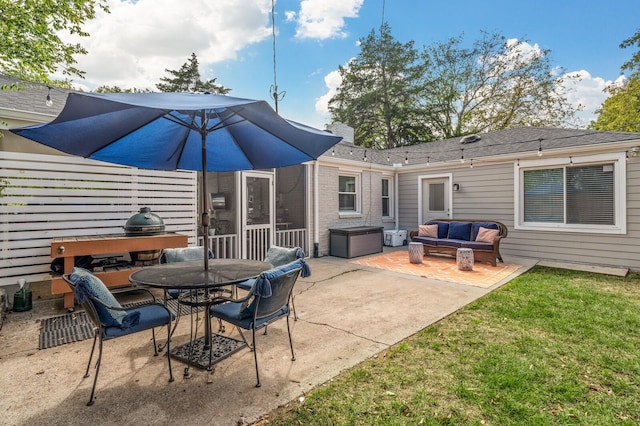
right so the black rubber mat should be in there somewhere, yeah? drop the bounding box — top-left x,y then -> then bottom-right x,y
38,299 -> 199,350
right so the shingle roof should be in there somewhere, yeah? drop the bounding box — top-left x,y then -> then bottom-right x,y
327,126 -> 640,166
0,74 -> 75,117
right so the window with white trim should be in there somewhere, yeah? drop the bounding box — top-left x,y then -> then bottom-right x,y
338,173 -> 360,213
516,153 -> 626,234
382,177 -> 393,218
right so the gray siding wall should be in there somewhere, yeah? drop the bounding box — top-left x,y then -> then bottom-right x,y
316,164 -> 383,256
398,160 -> 640,270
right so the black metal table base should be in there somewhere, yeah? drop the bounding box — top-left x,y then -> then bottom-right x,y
170,333 -> 247,370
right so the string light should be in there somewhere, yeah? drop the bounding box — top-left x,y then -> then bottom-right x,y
469,159 -> 473,169
460,148 -> 465,163
569,156 -> 573,166
405,151 -> 408,164
537,138 -> 543,157
517,159 -> 520,167
331,147 -> 335,156
426,156 -> 430,166
363,150 -> 367,162
349,148 -> 353,156
45,86 -> 53,107
386,154 -> 390,162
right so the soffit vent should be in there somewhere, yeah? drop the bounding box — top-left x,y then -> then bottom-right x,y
460,134 -> 481,144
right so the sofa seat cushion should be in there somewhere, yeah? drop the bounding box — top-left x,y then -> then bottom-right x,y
472,222 -> 499,241
461,241 -> 494,251
412,236 -> 439,246
437,239 -> 465,248
447,222 -> 472,241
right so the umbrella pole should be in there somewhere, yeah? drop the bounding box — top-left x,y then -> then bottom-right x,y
200,125 -> 210,272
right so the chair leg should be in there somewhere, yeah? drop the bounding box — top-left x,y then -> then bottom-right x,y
291,295 -> 298,321
84,334 -> 98,379
252,327 -> 261,387
165,322 -> 175,383
87,336 -> 104,406
286,315 -> 296,361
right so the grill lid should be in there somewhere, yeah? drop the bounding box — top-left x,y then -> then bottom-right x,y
124,207 -> 165,236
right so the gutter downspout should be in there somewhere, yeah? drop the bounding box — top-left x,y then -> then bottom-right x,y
394,168 -> 399,231
313,160 -> 320,257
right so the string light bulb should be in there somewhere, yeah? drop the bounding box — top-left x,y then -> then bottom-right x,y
569,156 -> 573,166
537,138 -> 543,157
427,156 -> 430,166
331,147 -> 335,156
363,150 -> 367,162
469,159 -> 473,169
460,148 -> 465,163
45,86 -> 53,107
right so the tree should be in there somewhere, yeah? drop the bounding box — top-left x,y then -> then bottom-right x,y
588,76 -> 640,132
419,31 -> 581,139
329,24 -> 431,149
0,0 -> 108,83
94,85 -> 151,93
589,29 -> 640,132
156,53 -> 230,94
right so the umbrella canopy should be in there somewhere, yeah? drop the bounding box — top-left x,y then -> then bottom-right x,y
11,92 -> 341,171
12,91 -> 342,270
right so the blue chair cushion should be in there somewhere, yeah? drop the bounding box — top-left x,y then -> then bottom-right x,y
161,247 -> 213,263
70,267 -> 128,327
102,304 -> 175,339
210,299 -> 289,330
471,222 -> 499,241
427,221 -> 450,239
239,260 -> 303,319
447,222 -> 472,241
235,278 -> 255,291
264,246 -> 299,267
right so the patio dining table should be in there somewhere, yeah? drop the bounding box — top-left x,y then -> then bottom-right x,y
129,258 -> 272,372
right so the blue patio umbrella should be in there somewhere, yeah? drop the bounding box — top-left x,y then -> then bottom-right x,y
12,91 -> 342,270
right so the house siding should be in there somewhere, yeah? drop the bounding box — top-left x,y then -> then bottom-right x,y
398,159 -> 640,270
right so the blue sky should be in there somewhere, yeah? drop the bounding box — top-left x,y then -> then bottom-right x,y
61,0 -> 640,130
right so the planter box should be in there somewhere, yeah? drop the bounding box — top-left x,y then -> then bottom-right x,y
329,226 -> 383,259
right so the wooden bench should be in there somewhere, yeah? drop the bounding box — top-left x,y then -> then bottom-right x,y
409,219 -> 508,266
51,233 -> 188,310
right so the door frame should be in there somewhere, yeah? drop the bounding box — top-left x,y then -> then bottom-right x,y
241,171 -> 275,259
417,173 -> 454,225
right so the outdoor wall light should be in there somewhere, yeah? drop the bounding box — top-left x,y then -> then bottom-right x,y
45,86 -> 53,107
628,147 -> 639,158
452,183 -> 460,191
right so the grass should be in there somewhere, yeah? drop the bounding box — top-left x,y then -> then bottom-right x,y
264,266 -> 640,425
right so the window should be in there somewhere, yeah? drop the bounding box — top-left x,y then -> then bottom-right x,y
516,153 -> 626,234
382,177 -> 393,218
339,174 -> 360,213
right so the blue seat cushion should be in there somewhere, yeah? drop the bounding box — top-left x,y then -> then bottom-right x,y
437,239 -> 465,248
235,278 -> 255,291
70,267 -> 128,327
447,222 -> 472,241
264,246 -> 300,267
461,241 -> 494,251
471,222 -> 499,241
102,304 -> 175,339
426,221 -> 449,239
210,300 -> 289,330
412,236 -> 439,246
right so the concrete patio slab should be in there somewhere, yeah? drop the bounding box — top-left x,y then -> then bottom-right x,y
0,250 -> 537,426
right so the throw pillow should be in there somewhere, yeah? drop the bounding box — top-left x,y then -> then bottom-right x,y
475,227 -> 500,243
419,224 -> 438,237
70,267 -> 128,327
447,222 -> 472,241
161,247 -> 213,263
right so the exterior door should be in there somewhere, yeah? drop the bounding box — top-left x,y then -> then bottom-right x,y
420,176 -> 452,223
241,172 -> 274,260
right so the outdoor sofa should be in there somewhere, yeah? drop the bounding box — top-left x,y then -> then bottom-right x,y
409,219 -> 508,266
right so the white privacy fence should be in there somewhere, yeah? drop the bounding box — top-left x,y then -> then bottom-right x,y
0,151 -> 198,287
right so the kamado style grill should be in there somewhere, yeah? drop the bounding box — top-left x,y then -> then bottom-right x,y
125,207 -> 166,264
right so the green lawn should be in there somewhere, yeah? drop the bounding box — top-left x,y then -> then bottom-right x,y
265,266 -> 640,425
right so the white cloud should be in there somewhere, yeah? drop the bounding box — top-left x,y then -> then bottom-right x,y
284,11 -> 296,22
295,0 -> 364,40
60,0 -> 272,90
315,69 -> 342,118
561,70 -> 623,127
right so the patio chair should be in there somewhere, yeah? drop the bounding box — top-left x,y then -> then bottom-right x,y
235,246 -> 310,320
209,260 -> 303,387
63,267 -> 174,406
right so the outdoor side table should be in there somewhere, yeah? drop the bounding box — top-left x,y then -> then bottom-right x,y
456,248 -> 474,271
408,242 -> 424,264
